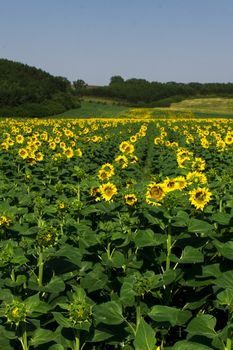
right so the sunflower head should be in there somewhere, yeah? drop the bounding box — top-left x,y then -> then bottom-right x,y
146,182 -> 165,206
5,300 -> 27,326
124,193 -> 138,206
99,182 -> 117,202
189,187 -> 212,210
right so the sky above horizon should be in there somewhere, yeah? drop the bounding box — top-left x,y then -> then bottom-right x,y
1,0 -> 233,85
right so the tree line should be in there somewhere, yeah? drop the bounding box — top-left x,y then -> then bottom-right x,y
0,59 -> 79,117
76,75 -> 233,107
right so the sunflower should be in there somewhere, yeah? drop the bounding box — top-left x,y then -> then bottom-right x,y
189,187 -> 212,210
64,147 -> 74,159
162,178 -> 179,192
36,152 -> 44,162
173,176 -> 187,190
99,182 -> 117,202
124,193 -> 138,206
75,148 -> 82,157
146,182 -> 166,206
119,141 -> 135,154
98,169 -> 110,181
100,163 -> 115,176
186,171 -> 207,185
192,157 -> 206,171
16,135 -> 24,144
18,148 -> 28,159
224,134 -> 233,145
115,154 -> 128,169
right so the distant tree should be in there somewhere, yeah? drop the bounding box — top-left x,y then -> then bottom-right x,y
109,76 -> 124,85
73,79 -> 87,89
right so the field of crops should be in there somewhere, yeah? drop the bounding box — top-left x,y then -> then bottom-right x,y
0,117 -> 233,350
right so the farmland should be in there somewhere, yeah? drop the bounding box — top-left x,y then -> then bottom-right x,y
0,116 -> 233,350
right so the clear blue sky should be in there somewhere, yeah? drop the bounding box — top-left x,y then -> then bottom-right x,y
1,0 -> 233,85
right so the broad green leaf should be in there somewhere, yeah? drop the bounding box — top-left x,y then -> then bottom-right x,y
52,312 -> 73,328
172,210 -> 190,227
213,240 -> 233,260
134,318 -> 156,350
179,246 -> 204,263
217,289 -> 233,306
48,345 -> 64,350
80,266 -> 108,292
134,229 -> 166,247
215,270 -> 233,289
30,328 -> 56,346
94,301 -> 124,325
186,314 -> 218,338
188,218 -> 213,234
212,212 -> 231,225
90,328 -> 114,342
43,276 -> 65,293
174,340 -> 214,350
120,278 -> 136,306
148,305 -> 191,326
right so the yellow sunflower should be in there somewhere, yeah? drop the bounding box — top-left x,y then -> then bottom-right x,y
64,147 -> 74,159
115,155 -> 128,169
124,194 -> 138,206
18,148 -> 28,160
16,135 -> 24,144
186,171 -> 207,185
192,157 -> 206,171
119,141 -> 135,154
189,187 -> 212,210
99,182 -> 117,202
162,178 -> 179,192
145,182 -> 166,206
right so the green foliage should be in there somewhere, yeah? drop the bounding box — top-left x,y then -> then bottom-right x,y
0,117 -> 232,349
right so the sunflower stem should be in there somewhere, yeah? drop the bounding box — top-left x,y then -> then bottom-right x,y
225,309 -> 232,350
136,298 -> 141,331
219,198 -> 223,213
77,183 -> 80,224
74,330 -> 80,350
38,249 -> 44,288
19,322 -> 28,350
166,220 -> 172,271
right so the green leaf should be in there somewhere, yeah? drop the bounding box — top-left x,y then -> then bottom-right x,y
174,340 -> 214,350
30,328 -> 56,346
111,251 -> 126,268
186,314 -> 218,338
134,318 -> 156,350
188,218 -> 213,234
48,345 -> 64,350
143,213 -> 166,230
179,246 -> 204,263
172,210 -> 190,227
80,265 -> 108,292
214,270 -> 233,289
148,305 -> 191,326
43,276 -> 65,293
134,230 -> 166,248
213,240 -> 233,260
94,301 -> 124,325
217,289 -> 233,306
120,277 -> 136,306
212,212 -> 231,225
52,312 -> 73,328
90,328 -> 114,342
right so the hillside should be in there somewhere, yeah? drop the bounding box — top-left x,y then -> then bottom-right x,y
0,59 -> 78,117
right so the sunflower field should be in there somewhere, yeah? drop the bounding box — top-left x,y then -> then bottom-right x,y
0,116 -> 233,350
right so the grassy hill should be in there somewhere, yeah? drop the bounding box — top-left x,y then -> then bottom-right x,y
169,97 -> 233,116
55,97 -> 233,119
